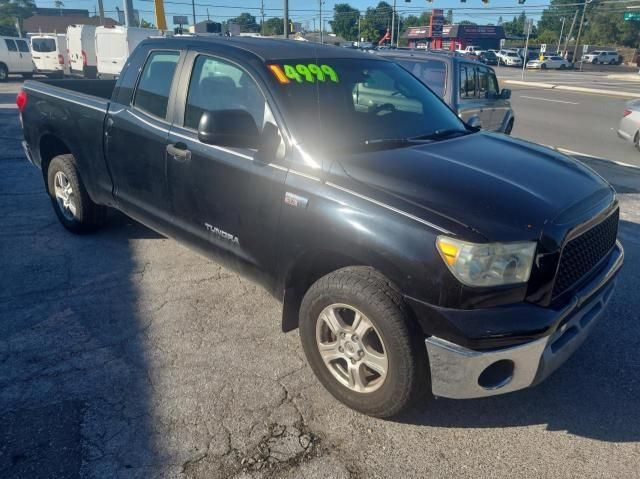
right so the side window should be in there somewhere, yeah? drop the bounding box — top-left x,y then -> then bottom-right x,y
398,59 -> 446,97
476,67 -> 498,98
5,39 -> 17,52
488,71 -> 499,97
16,40 -> 30,53
133,51 -> 180,119
459,65 -> 476,99
184,55 -> 266,131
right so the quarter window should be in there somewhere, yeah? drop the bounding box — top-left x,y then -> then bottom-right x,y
184,55 -> 267,131
133,51 -> 180,119
4,39 -> 17,52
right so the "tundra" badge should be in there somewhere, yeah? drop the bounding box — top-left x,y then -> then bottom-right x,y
205,223 -> 240,246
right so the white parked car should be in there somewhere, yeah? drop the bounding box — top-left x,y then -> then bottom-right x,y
582,50 -> 622,65
95,26 -> 160,78
30,34 -> 68,78
67,24 -> 98,78
0,36 -> 34,81
497,50 -> 523,66
526,55 -> 572,70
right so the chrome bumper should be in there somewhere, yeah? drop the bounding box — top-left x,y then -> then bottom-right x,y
426,241 -> 623,399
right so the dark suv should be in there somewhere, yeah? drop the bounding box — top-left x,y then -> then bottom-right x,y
378,50 -> 514,134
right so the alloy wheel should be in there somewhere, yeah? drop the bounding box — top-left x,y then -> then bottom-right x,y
315,304 -> 388,393
53,171 -> 77,221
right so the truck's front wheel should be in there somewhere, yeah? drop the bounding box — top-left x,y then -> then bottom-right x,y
47,154 -> 107,233
299,267 -> 427,417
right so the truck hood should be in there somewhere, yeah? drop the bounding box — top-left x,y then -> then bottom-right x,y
334,132 -> 613,241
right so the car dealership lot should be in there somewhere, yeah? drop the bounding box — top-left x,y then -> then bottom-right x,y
1,79 -> 640,478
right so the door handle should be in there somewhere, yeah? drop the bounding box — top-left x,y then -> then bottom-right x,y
166,142 -> 191,162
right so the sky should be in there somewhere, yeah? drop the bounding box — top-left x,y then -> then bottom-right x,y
32,0 -> 557,29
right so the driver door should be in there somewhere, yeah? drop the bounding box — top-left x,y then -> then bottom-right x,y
166,52 -> 288,288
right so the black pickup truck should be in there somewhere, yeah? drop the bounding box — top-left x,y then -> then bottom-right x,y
18,36 -> 623,417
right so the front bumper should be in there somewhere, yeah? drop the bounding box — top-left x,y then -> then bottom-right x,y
424,241 -> 623,399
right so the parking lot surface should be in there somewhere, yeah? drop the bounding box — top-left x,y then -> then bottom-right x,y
1,79 -> 640,478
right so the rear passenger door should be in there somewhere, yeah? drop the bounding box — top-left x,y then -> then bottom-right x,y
106,49 -> 181,232
15,39 -> 32,72
166,51 -> 288,288
458,64 -> 489,128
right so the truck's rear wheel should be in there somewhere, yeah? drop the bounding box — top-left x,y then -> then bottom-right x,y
0,64 -> 8,82
299,267 -> 427,418
47,154 -> 107,233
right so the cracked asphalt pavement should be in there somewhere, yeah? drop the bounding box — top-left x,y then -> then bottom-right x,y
1,80 -> 640,478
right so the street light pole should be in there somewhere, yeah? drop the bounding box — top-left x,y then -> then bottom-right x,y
562,10 -> 578,58
284,0 -> 289,38
319,0 -> 322,43
557,17 -> 565,54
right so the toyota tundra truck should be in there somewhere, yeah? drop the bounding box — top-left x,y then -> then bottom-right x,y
18,36 -> 624,417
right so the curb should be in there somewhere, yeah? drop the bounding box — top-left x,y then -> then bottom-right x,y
504,80 -> 640,98
606,74 -> 640,83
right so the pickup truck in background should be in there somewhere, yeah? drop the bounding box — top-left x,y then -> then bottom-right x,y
18,36 -> 623,417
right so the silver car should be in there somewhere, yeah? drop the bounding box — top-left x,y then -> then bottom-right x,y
617,99 -> 640,151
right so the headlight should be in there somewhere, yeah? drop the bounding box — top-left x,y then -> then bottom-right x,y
436,236 -> 536,287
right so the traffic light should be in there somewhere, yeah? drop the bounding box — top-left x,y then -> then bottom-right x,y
482,0 -> 489,4
518,0 -> 525,3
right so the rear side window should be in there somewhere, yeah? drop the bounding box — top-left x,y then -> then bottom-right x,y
476,67 -> 498,98
4,39 -> 17,52
459,65 -> 476,99
397,59 -> 446,97
133,51 -> 180,119
32,38 -> 56,53
16,40 -> 29,53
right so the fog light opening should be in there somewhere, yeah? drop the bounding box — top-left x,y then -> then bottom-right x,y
478,360 -> 515,390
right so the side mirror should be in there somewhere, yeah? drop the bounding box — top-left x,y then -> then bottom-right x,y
198,109 -> 259,149
467,116 -> 482,130
254,122 -> 282,165
500,88 -> 511,100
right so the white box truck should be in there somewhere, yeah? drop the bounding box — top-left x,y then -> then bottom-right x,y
30,34 -> 68,78
95,26 -> 160,78
67,24 -> 98,78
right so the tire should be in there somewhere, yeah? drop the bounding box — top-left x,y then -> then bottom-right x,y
635,132 -> 640,152
504,119 -> 514,135
299,267 -> 428,418
559,64 -> 566,70
541,63 -> 547,70
592,59 -> 598,64
0,63 -> 8,82
46,154 -> 107,233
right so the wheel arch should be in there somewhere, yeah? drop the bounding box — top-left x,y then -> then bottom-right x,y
39,134 -> 72,191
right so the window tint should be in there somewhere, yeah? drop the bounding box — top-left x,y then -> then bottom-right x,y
397,59 -> 446,97
184,55 -> 266,131
134,51 -> 179,119
32,38 -> 56,52
4,39 -> 17,52
459,65 -> 476,99
16,40 -> 29,53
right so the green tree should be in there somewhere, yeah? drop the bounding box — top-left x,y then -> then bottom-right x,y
360,1 -> 393,42
262,17 -> 283,36
0,0 -> 35,36
228,12 -> 259,33
140,19 -> 156,29
503,11 -> 536,37
445,9 -> 453,25
459,20 -> 477,26
329,3 -> 360,41
582,4 -> 640,48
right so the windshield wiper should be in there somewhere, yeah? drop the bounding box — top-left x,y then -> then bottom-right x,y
410,129 -> 470,141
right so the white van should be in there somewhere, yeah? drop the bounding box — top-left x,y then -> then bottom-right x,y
0,36 -> 34,81
67,24 -> 98,78
95,26 -> 159,78
30,34 -> 68,78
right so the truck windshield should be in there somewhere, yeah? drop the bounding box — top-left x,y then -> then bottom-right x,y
266,58 -> 466,152
31,38 -> 56,53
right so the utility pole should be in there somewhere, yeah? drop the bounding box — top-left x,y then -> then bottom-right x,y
97,0 -> 105,25
556,17 -> 565,54
284,0 -> 289,38
563,10 -> 578,58
123,0 -> 135,27
358,16 -> 361,45
319,0 -> 323,43
396,14 -> 401,47
390,0 -> 396,46
191,0 -> 197,27
573,0 -> 591,64
521,18 -> 532,80
260,0 -> 264,36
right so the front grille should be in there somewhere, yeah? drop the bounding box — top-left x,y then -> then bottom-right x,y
552,208 -> 619,297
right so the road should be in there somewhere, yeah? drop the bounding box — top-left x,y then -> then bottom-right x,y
1,79 -> 639,479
